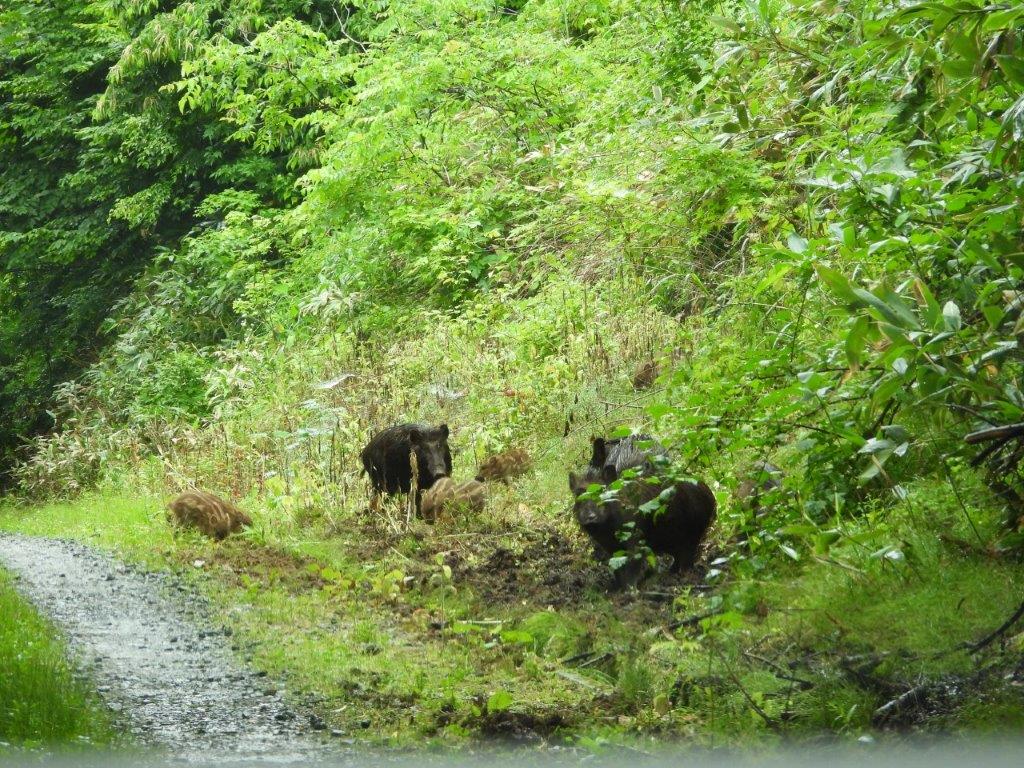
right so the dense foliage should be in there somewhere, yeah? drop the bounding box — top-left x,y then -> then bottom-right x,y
4,0 -> 1024,742
676,0 -> 1024,557
0,0 -> 342,481
3,0 -> 765,489
6,0 -> 1023,525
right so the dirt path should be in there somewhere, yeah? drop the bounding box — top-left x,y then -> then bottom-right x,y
0,533 -> 336,764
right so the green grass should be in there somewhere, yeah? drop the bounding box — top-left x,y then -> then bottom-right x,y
726,477 -> 1024,733
0,568 -> 117,749
0,494 -> 172,556
763,478 -> 1020,658
4,476 -> 1023,746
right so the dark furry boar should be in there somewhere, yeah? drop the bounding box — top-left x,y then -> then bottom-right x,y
167,490 -> 252,540
588,434 -> 669,483
475,448 -> 532,483
569,436 -> 716,586
361,423 -> 452,513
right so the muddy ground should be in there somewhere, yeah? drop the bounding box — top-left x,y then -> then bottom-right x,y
0,533 -> 336,764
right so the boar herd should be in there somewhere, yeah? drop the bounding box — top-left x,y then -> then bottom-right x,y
168,421 -> 720,588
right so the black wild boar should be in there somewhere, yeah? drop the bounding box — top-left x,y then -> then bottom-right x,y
588,434 -> 669,482
570,436 -> 716,586
361,423 -> 452,513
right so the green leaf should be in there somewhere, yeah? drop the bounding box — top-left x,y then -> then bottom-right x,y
608,556 -> 630,571
942,301 -> 961,331
995,54 -> 1024,87
754,263 -> 793,295
646,403 -> 672,420
853,288 -> 914,329
872,375 -> 905,408
638,498 -> 663,515
859,460 -> 882,483
814,531 -> 841,555
982,304 -> 1005,329
787,233 -> 808,254
877,288 -> 921,330
859,438 -> 893,455
815,264 -> 859,304
845,315 -> 871,366
487,690 -> 514,713
709,16 -> 743,34
983,9 -> 1024,33
778,543 -> 800,561
913,279 -> 942,330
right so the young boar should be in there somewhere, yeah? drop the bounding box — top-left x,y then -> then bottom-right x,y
167,490 -> 251,540
420,477 -> 455,523
632,359 -> 659,391
361,423 -> 452,514
450,479 -> 487,514
421,478 -> 487,522
475,448 -> 532,483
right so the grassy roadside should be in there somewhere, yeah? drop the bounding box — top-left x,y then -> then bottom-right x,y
3,474 -> 1023,747
0,568 -> 117,750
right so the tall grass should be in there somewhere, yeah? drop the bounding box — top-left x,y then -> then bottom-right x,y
0,569 -> 115,747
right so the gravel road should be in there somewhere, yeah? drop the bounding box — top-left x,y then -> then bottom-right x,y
0,533 -> 335,765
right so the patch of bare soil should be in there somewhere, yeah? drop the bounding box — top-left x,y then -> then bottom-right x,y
436,524 -> 713,620
474,709 -> 568,741
438,528 -> 611,608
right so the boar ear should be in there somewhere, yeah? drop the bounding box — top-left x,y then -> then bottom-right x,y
438,423 -> 449,438
601,464 -> 617,483
590,437 -> 607,468
409,428 -> 422,445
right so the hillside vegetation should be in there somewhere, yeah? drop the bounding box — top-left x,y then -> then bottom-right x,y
3,0 -> 1024,745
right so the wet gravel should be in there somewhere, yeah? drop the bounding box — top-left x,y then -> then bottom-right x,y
0,533 -> 337,765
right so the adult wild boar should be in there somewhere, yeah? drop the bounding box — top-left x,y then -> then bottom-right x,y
569,436 -> 716,586
361,423 -> 452,514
